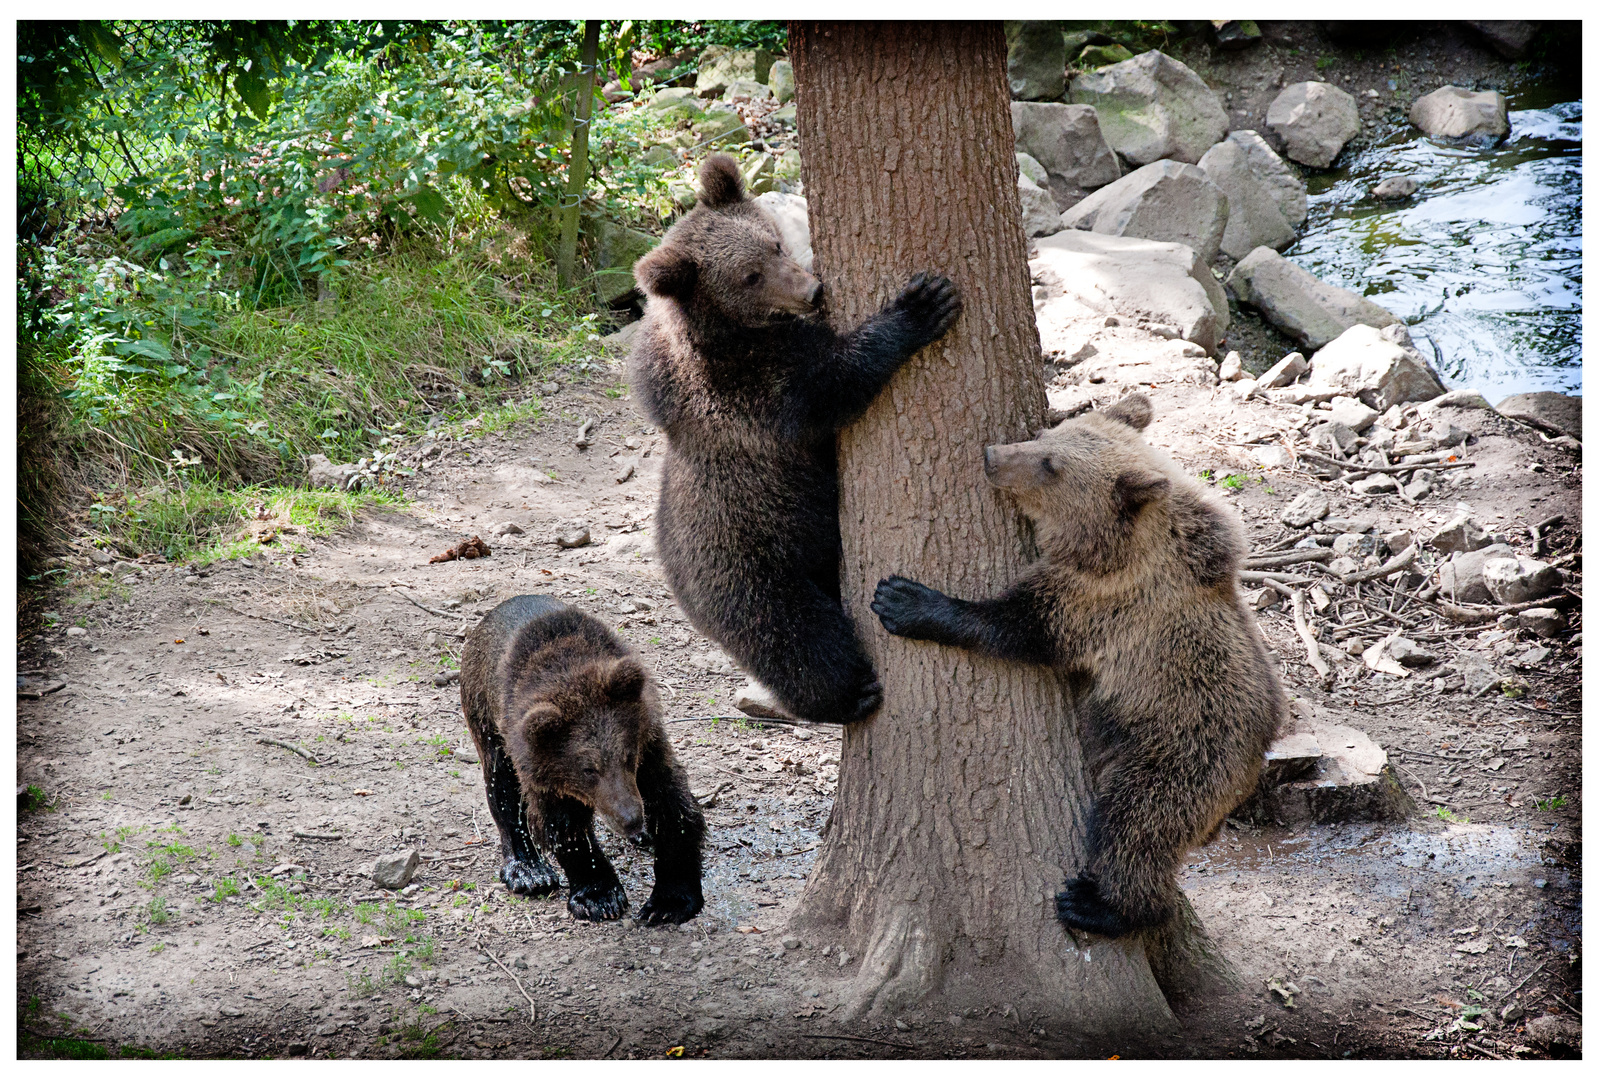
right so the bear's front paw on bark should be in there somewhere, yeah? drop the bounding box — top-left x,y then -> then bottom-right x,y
891,272 -> 963,348
568,882 -> 630,921
871,575 -> 952,642
1054,877 -> 1134,938
500,857 -> 561,897
638,882 -> 704,925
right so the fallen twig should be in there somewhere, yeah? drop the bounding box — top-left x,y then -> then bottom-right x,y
1437,593 -> 1578,626
477,938 -> 537,1024
1497,960 -> 1548,1003
1298,449 -> 1477,476
1238,571 -> 1315,587
258,737 -> 319,764
1292,589 -> 1333,683
227,606 -> 320,635
292,829 -> 343,841
802,1033 -> 915,1050
755,843 -> 818,863
1340,544 -> 1418,585
1245,548 -> 1333,569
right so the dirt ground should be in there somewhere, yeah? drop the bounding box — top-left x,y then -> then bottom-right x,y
14,21 -> 1583,1063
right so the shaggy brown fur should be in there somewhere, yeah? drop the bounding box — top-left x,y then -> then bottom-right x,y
628,153 -> 961,725
871,394 -> 1286,938
460,595 -> 704,924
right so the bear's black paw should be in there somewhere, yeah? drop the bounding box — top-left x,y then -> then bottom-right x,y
1055,877 -> 1133,938
638,882 -> 704,925
843,674 -> 884,724
871,575 -> 950,642
892,272 -> 963,348
500,857 -> 561,897
567,882 -> 629,921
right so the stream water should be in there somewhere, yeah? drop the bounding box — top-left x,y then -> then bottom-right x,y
1286,81 -> 1581,402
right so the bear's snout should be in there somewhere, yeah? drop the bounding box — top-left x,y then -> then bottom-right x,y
805,280 -> 823,308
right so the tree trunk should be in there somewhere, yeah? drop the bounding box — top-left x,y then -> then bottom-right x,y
556,20 -> 600,291
787,21 -> 1206,1039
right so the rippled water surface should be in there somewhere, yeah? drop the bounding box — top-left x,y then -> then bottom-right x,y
1287,87 -> 1581,401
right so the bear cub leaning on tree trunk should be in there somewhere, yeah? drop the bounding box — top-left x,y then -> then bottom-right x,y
871,394 -> 1285,939
460,595 -> 704,924
628,152 -> 962,725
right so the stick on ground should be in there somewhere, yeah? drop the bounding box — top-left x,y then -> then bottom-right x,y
1292,589 -> 1333,683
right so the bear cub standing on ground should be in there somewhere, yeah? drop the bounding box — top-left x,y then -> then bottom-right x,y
460,595 -> 704,924
628,153 -> 962,725
871,394 -> 1285,938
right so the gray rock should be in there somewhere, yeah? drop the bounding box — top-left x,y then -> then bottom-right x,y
739,152 -> 777,196
1421,388 -> 1495,413
1430,512 -> 1492,554
1352,475 -> 1399,495
1218,351 -> 1245,381
1370,176 -> 1419,201
690,108 -> 749,150
1029,230 -> 1229,353
1482,556 -> 1562,605
767,59 -> 795,104
769,102 -> 796,126
1009,102 -> 1122,204
554,523 -> 592,549
1267,81 -> 1361,168
1257,351 -> 1307,389
1282,489 -> 1331,527
1212,20 -> 1263,51
1069,50 -> 1228,165
752,192 -> 812,272
695,46 -> 774,97
1198,139 -> 1296,259
1307,324 -> 1444,410
644,87 -> 702,113
593,218 -> 659,305
490,521 -> 524,537
1455,657 -> 1504,696
1015,152 -> 1049,188
1327,396 -> 1379,433
306,454 -> 363,492
723,78 -> 771,103
1522,1014 -> 1581,1055
1437,543 -> 1515,604
1225,130 -> 1308,227
1464,21 -> 1542,61
1518,607 -> 1568,639
1006,21 -> 1067,101
1309,421 -> 1359,456
1332,532 -> 1378,558
1017,175 -> 1064,238
1060,160 -> 1229,264
1228,249 -> 1401,352
373,849 -> 420,891
602,321 -> 642,349
1495,391 -> 1581,440
1387,638 -> 1436,667
1410,86 -> 1509,142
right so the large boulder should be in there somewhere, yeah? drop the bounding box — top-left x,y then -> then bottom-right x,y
767,59 -> 795,104
1464,21 -> 1541,60
1226,247 -> 1400,351
1437,544 -> 1515,605
593,219 -> 659,305
1009,102 -> 1122,207
1006,21 -> 1067,101
1495,391 -> 1581,440
1410,86 -> 1509,143
1017,175 -> 1064,237
1225,130 -> 1308,227
1307,323 -> 1446,411
1060,160 -> 1229,265
1015,152 -> 1049,188
1198,139 -> 1296,259
1267,81 -> 1361,168
1030,231 -> 1229,353
1068,50 -> 1228,165
694,46 -> 774,97
752,192 -> 812,271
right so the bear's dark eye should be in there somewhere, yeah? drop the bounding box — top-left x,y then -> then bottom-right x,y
583,766 -> 600,777
1040,458 -> 1057,476
744,271 -> 762,287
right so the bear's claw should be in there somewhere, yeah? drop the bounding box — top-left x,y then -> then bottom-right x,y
568,882 -> 630,921
893,272 -> 963,348
844,676 -> 884,723
871,575 -> 948,641
500,857 -> 562,897
1055,877 -> 1133,938
638,883 -> 704,925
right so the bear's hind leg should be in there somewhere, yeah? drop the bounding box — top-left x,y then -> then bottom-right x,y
542,795 -> 629,921
723,581 -> 881,725
478,736 -> 561,896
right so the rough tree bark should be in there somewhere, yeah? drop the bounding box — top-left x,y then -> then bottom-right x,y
787,22 -> 1221,1040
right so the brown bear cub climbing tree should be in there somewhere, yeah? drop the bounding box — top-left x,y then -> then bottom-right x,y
627,153 -> 962,725
872,394 -> 1286,938
460,595 -> 704,924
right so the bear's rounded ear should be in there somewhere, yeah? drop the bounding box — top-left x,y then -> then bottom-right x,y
698,153 -> 746,208
634,245 -> 697,300
602,657 -> 648,702
523,702 -> 563,740
1102,393 -> 1153,431
1115,469 -> 1170,518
